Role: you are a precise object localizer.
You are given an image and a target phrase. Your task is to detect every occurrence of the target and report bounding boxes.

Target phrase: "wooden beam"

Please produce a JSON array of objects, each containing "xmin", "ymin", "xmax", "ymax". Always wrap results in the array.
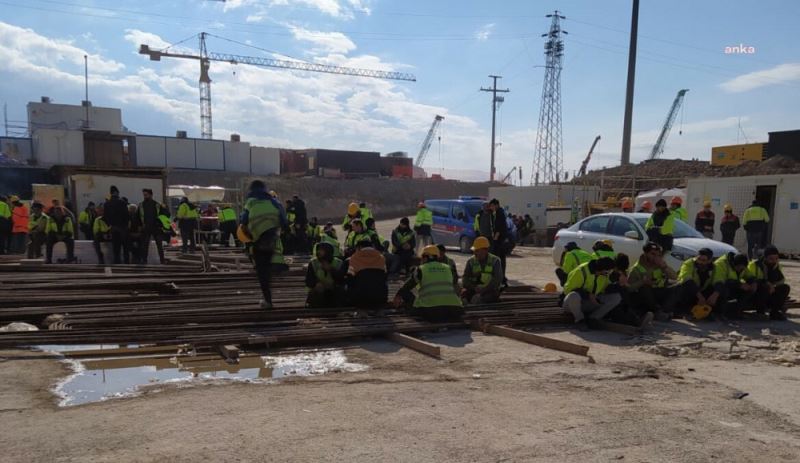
[
  {"xmin": 386, "ymin": 332, "xmax": 441, "ymax": 358},
  {"xmin": 483, "ymin": 324, "xmax": 589, "ymax": 357},
  {"xmin": 594, "ymin": 320, "xmax": 641, "ymax": 336},
  {"xmin": 62, "ymin": 344, "xmax": 184, "ymax": 358},
  {"xmin": 217, "ymin": 344, "xmax": 240, "ymax": 362}
]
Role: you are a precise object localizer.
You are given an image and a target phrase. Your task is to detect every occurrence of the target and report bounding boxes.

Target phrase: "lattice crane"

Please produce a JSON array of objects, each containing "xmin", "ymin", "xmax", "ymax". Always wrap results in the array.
[
  {"xmin": 139, "ymin": 32, "xmax": 417, "ymax": 139},
  {"xmin": 415, "ymin": 115, "xmax": 444, "ymax": 167},
  {"xmin": 577, "ymin": 135, "xmax": 601, "ymax": 177},
  {"xmin": 648, "ymin": 89, "xmax": 689, "ymax": 160},
  {"xmin": 500, "ymin": 166, "xmax": 518, "ymax": 184}
]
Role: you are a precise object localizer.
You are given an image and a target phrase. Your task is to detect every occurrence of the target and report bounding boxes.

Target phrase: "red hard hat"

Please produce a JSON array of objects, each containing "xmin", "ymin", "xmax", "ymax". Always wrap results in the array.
[
  {"xmin": 642, "ymin": 200, "xmax": 653, "ymax": 208},
  {"xmin": 671, "ymin": 196, "xmax": 683, "ymax": 205}
]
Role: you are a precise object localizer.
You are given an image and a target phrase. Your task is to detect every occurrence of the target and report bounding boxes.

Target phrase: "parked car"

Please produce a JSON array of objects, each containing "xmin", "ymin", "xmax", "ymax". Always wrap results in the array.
[
  {"xmin": 425, "ymin": 197, "xmax": 484, "ymax": 253},
  {"xmin": 552, "ymin": 213, "xmax": 737, "ymax": 271}
]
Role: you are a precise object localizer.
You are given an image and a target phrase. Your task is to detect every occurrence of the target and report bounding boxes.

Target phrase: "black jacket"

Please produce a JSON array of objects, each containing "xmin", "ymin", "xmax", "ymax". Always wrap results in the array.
[
  {"xmin": 104, "ymin": 196, "xmax": 129, "ymax": 228},
  {"xmin": 491, "ymin": 208, "xmax": 509, "ymax": 241},
  {"xmin": 139, "ymin": 198, "xmax": 160, "ymax": 228}
]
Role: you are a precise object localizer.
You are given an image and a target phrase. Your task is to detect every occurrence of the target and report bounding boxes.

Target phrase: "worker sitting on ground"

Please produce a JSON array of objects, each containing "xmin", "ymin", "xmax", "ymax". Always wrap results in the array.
[
  {"xmin": 561, "ymin": 257, "xmax": 621, "ymax": 330},
  {"xmin": 313, "ymin": 222, "xmax": 342, "ymax": 259},
  {"xmin": 305, "ymin": 241, "xmax": 346, "ymax": 308},
  {"xmin": 669, "ymin": 196, "xmax": 688, "ymax": 222},
  {"xmin": 437, "ymin": 244, "xmax": 458, "ymax": 286},
  {"xmin": 627, "ymin": 242, "xmax": 677, "ymax": 321},
  {"xmin": 342, "ymin": 202, "xmax": 362, "ymax": 232},
  {"xmin": 591, "ymin": 239, "xmax": 616, "ymax": 260},
  {"xmin": 393, "ymin": 245, "xmax": 463, "ymax": 323},
  {"xmin": 344, "ymin": 219, "xmax": 372, "ymax": 258},
  {"xmin": 45, "ymin": 206, "xmax": 76, "ymax": 264},
  {"xmin": 365, "ymin": 218, "xmax": 387, "ymax": 251},
  {"xmin": 460, "ymin": 236, "xmax": 503, "ymax": 304},
  {"xmin": 556, "ymin": 241, "xmax": 592, "ymax": 286},
  {"xmin": 92, "ymin": 207, "xmax": 112, "ymax": 264},
  {"xmin": 414, "ymin": 201, "xmax": 433, "ymax": 252},
  {"xmin": 645, "ymin": 199, "xmax": 676, "ymax": 252},
  {"xmin": 345, "ymin": 239, "xmax": 388, "ymax": 309},
  {"xmin": 217, "ymin": 203, "xmax": 238, "ymax": 247},
  {"xmin": 307, "ymin": 217, "xmax": 321, "ymax": 247},
  {"xmin": 359, "ymin": 202, "xmax": 373, "ymax": 222},
  {"xmin": 77, "ymin": 202, "xmax": 97, "ymax": 241},
  {"xmin": 27, "ymin": 202, "xmax": 47, "ymax": 259},
  {"xmin": 748, "ymin": 245, "xmax": 791, "ymax": 321},
  {"xmin": 390, "ymin": 217, "xmax": 416, "ymax": 275},
  {"xmin": 637, "ymin": 200, "xmax": 653, "ymax": 213},
  {"xmin": 712, "ymin": 252, "xmax": 756, "ymax": 319},
  {"xmin": 675, "ymin": 248, "xmax": 720, "ymax": 318},
  {"xmin": 695, "ymin": 200, "xmax": 716, "ymax": 239}
]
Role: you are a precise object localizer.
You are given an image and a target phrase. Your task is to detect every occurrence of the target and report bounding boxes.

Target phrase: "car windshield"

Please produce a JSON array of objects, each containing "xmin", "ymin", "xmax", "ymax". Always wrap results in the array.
[
  {"xmin": 464, "ymin": 202, "xmax": 483, "ymax": 218},
  {"xmin": 634, "ymin": 217, "xmax": 703, "ymax": 239}
]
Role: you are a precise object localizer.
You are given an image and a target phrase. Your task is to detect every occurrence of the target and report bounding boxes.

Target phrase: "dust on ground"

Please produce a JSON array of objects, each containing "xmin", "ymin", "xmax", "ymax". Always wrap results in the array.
[{"xmin": 1, "ymin": 220, "xmax": 799, "ymax": 462}]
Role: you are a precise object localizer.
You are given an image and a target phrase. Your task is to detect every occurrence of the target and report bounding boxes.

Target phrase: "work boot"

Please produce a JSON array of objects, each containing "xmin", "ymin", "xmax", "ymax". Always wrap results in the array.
[
  {"xmin": 770, "ymin": 310, "xmax": 787, "ymax": 321},
  {"xmin": 639, "ymin": 311, "xmax": 655, "ymax": 328},
  {"xmin": 574, "ymin": 319, "xmax": 590, "ymax": 332},
  {"xmin": 655, "ymin": 310, "xmax": 673, "ymax": 322},
  {"xmin": 259, "ymin": 299, "xmax": 273, "ymax": 310}
]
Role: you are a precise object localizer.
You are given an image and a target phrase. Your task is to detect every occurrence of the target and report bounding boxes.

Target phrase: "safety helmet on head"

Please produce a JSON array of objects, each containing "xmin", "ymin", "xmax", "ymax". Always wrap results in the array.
[
  {"xmin": 703, "ymin": 200, "xmax": 712, "ymax": 207},
  {"xmin": 269, "ymin": 190, "xmax": 278, "ymax": 199},
  {"xmin": 723, "ymin": 204, "xmax": 733, "ymax": 212},
  {"xmin": 9, "ymin": 195, "xmax": 19, "ymax": 203},
  {"xmin": 621, "ymin": 199, "xmax": 634, "ymax": 209},
  {"xmin": 671, "ymin": 196, "xmax": 683, "ymax": 205},
  {"xmin": 421, "ymin": 245, "xmax": 440, "ymax": 258},
  {"xmin": 642, "ymin": 200, "xmax": 653, "ymax": 209},
  {"xmin": 471, "ymin": 236, "xmax": 490, "ymax": 251},
  {"xmin": 691, "ymin": 304, "xmax": 712, "ymax": 321},
  {"xmin": 347, "ymin": 202, "xmax": 359, "ymax": 215}
]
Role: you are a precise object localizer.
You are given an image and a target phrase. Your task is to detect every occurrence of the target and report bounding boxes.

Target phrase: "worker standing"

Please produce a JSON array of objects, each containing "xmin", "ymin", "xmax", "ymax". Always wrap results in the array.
[
  {"xmin": 473, "ymin": 202, "xmax": 493, "ymax": 239},
  {"xmin": 10, "ymin": 196, "xmax": 29, "ymax": 255},
  {"xmin": 393, "ymin": 245, "xmax": 463, "ymax": 322},
  {"xmin": 694, "ymin": 201, "xmax": 716, "ymax": 239},
  {"xmin": 139, "ymin": 189, "xmax": 166, "ymax": 264},
  {"xmin": 27, "ymin": 202, "xmax": 47, "ymax": 259},
  {"xmin": 645, "ymin": 199, "xmax": 676, "ymax": 252},
  {"xmin": 488, "ymin": 198, "xmax": 509, "ymax": 285},
  {"xmin": 669, "ymin": 197, "xmax": 688, "ymax": 222},
  {"xmin": 176, "ymin": 196, "xmax": 200, "ymax": 254},
  {"xmin": 461, "ymin": 236, "xmax": 503, "ymax": 304},
  {"xmin": 0, "ymin": 195, "xmax": 11, "ymax": 254},
  {"xmin": 742, "ymin": 200, "xmax": 770, "ymax": 258},
  {"xmin": 217, "ymin": 203, "xmax": 238, "ymax": 247},
  {"xmin": 103, "ymin": 186, "xmax": 130, "ymax": 264},
  {"xmin": 719, "ymin": 204, "xmax": 740, "ymax": 246},
  {"xmin": 561, "ymin": 257, "xmax": 621, "ymax": 330},
  {"xmin": 45, "ymin": 206, "xmax": 76, "ymax": 264},
  {"xmin": 77, "ymin": 202, "xmax": 97, "ymax": 241},
  {"xmin": 414, "ymin": 201, "xmax": 433, "ymax": 251},
  {"xmin": 240, "ymin": 180, "xmax": 287, "ymax": 309},
  {"xmin": 390, "ymin": 217, "xmax": 416, "ymax": 275}
]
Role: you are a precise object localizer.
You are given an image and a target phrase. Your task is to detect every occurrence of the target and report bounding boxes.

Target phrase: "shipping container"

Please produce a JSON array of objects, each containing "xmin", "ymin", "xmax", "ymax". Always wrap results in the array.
[
  {"xmin": 768, "ymin": 129, "xmax": 800, "ymax": 160},
  {"xmin": 686, "ymin": 174, "xmax": 800, "ymax": 254},
  {"xmin": 306, "ymin": 149, "xmax": 380, "ymax": 176},
  {"xmin": 51, "ymin": 166, "xmax": 167, "ymax": 213},
  {"xmin": 0, "ymin": 167, "xmax": 53, "ymax": 199},
  {"xmin": 489, "ymin": 184, "xmax": 601, "ymax": 232},
  {"xmin": 710, "ymin": 142, "xmax": 766, "ymax": 166},
  {"xmin": 280, "ymin": 150, "xmax": 308, "ymax": 175}
]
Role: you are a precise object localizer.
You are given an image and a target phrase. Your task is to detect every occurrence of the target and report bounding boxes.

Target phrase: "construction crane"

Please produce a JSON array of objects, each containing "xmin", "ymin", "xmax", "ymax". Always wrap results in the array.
[
  {"xmin": 415, "ymin": 115, "xmax": 444, "ymax": 167},
  {"xmin": 577, "ymin": 135, "xmax": 601, "ymax": 177},
  {"xmin": 648, "ymin": 89, "xmax": 689, "ymax": 160},
  {"xmin": 500, "ymin": 166, "xmax": 517, "ymax": 184},
  {"xmin": 139, "ymin": 32, "xmax": 417, "ymax": 139}
]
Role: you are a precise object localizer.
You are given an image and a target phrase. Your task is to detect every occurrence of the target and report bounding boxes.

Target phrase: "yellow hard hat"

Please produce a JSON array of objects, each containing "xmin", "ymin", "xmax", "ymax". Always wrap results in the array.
[
  {"xmin": 9, "ymin": 195, "xmax": 19, "ymax": 203},
  {"xmin": 543, "ymin": 282, "xmax": 558, "ymax": 293},
  {"xmin": 236, "ymin": 225, "xmax": 252, "ymax": 244},
  {"xmin": 691, "ymin": 304, "xmax": 712, "ymax": 321},
  {"xmin": 421, "ymin": 245, "xmax": 440, "ymax": 258},
  {"xmin": 347, "ymin": 202, "xmax": 359, "ymax": 215},
  {"xmin": 269, "ymin": 190, "xmax": 278, "ymax": 198},
  {"xmin": 703, "ymin": 200, "xmax": 712, "ymax": 207},
  {"xmin": 471, "ymin": 236, "xmax": 490, "ymax": 251},
  {"xmin": 602, "ymin": 239, "xmax": 614, "ymax": 247},
  {"xmin": 724, "ymin": 204, "xmax": 733, "ymax": 212}
]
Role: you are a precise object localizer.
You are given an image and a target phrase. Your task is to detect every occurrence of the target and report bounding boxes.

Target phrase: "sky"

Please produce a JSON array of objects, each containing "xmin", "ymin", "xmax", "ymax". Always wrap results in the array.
[{"xmin": 0, "ymin": 0, "xmax": 799, "ymax": 182}]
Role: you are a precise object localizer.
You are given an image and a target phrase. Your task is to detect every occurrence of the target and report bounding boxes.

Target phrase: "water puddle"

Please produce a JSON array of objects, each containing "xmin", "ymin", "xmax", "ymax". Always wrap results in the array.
[{"xmin": 39, "ymin": 345, "xmax": 367, "ymax": 406}]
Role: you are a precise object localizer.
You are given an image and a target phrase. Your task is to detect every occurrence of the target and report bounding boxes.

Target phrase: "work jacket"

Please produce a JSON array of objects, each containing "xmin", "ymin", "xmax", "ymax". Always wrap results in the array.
[
  {"xmin": 591, "ymin": 249, "xmax": 617, "ymax": 260},
  {"xmin": 695, "ymin": 210, "xmax": 715, "ymax": 233},
  {"xmin": 28, "ymin": 212, "xmax": 48, "ymax": 234},
  {"xmin": 359, "ymin": 207, "xmax": 373, "ymax": 221},
  {"xmin": 678, "ymin": 258, "xmax": 713, "ymax": 291},
  {"xmin": 345, "ymin": 231, "xmax": 372, "ymax": 251},
  {"xmin": 563, "ymin": 262, "xmax": 611, "ymax": 296},
  {"xmin": 747, "ymin": 258, "xmax": 785, "ymax": 286},
  {"xmin": 711, "ymin": 253, "xmax": 749, "ymax": 288},
  {"xmin": 671, "ymin": 206, "xmax": 688, "ymax": 222},
  {"xmin": 628, "ymin": 259, "xmax": 675, "ymax": 291},
  {"xmin": 307, "ymin": 257, "xmax": 344, "ymax": 291},
  {"xmin": 218, "ymin": 207, "xmax": 237, "ymax": 224},
  {"xmin": 313, "ymin": 233, "xmax": 342, "ymax": 258},
  {"xmin": 93, "ymin": 216, "xmax": 111, "ymax": 237},
  {"xmin": 342, "ymin": 212, "xmax": 361, "ymax": 229},
  {"xmin": 463, "ymin": 253, "xmax": 502, "ymax": 290},
  {"xmin": 45, "ymin": 216, "xmax": 74, "ymax": 237},
  {"xmin": 78, "ymin": 209, "xmax": 96, "ymax": 227},
  {"xmin": 242, "ymin": 197, "xmax": 283, "ymax": 241},
  {"xmin": 645, "ymin": 210, "xmax": 676, "ymax": 235},
  {"xmin": 742, "ymin": 206, "xmax": 769, "ymax": 232},
  {"xmin": 561, "ymin": 248, "xmax": 592, "ymax": 274},
  {"xmin": 176, "ymin": 203, "xmax": 200, "ymax": 221},
  {"xmin": 391, "ymin": 227, "xmax": 416, "ymax": 253},
  {"xmin": 12, "ymin": 205, "xmax": 29, "ymax": 234},
  {"xmin": 138, "ymin": 198, "xmax": 161, "ymax": 228},
  {"xmin": 414, "ymin": 208, "xmax": 433, "ymax": 227},
  {"xmin": 307, "ymin": 224, "xmax": 321, "ymax": 243},
  {"xmin": 720, "ymin": 214, "xmax": 740, "ymax": 237},
  {"xmin": 413, "ymin": 261, "xmax": 462, "ymax": 308},
  {"xmin": 473, "ymin": 210, "xmax": 494, "ymax": 237},
  {"xmin": 0, "ymin": 201, "xmax": 10, "ymax": 220}
]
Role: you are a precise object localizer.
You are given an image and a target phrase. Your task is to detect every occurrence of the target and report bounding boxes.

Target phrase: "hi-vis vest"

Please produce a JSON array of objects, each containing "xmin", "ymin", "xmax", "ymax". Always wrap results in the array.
[
  {"xmin": 415, "ymin": 208, "xmax": 433, "ymax": 227},
  {"xmin": 414, "ymin": 261, "xmax": 462, "ymax": 308},
  {"xmin": 310, "ymin": 258, "xmax": 343, "ymax": 291},
  {"xmin": 469, "ymin": 253, "xmax": 500, "ymax": 286},
  {"xmin": 314, "ymin": 234, "xmax": 342, "ymax": 258},
  {"xmin": 392, "ymin": 229, "xmax": 414, "ymax": 253},
  {"xmin": 45, "ymin": 216, "xmax": 74, "ymax": 237},
  {"xmin": 562, "ymin": 249, "xmax": 592, "ymax": 274},
  {"xmin": 158, "ymin": 214, "xmax": 172, "ymax": 233},
  {"xmin": 630, "ymin": 261, "xmax": 667, "ymax": 288},
  {"xmin": 177, "ymin": 203, "xmax": 200, "ymax": 220},
  {"xmin": 218, "ymin": 208, "xmax": 237, "ymax": 223},
  {"xmin": 29, "ymin": 213, "xmax": 48, "ymax": 234},
  {"xmin": 244, "ymin": 198, "xmax": 281, "ymax": 241},
  {"xmin": 93, "ymin": 216, "xmax": 111, "ymax": 236},
  {"xmin": 345, "ymin": 231, "xmax": 371, "ymax": 249},
  {"xmin": 564, "ymin": 262, "xmax": 611, "ymax": 296}
]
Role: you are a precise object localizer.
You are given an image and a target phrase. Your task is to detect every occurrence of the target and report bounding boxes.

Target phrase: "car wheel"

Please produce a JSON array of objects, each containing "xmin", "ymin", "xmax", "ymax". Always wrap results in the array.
[{"xmin": 459, "ymin": 236, "xmax": 472, "ymax": 254}]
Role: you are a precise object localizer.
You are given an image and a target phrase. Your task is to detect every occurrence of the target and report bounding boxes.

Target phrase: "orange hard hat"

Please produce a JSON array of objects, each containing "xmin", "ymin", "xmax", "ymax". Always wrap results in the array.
[
  {"xmin": 642, "ymin": 200, "xmax": 653, "ymax": 209},
  {"xmin": 622, "ymin": 199, "xmax": 634, "ymax": 209},
  {"xmin": 543, "ymin": 282, "xmax": 558, "ymax": 293},
  {"xmin": 236, "ymin": 225, "xmax": 252, "ymax": 244},
  {"xmin": 671, "ymin": 196, "xmax": 683, "ymax": 205}
]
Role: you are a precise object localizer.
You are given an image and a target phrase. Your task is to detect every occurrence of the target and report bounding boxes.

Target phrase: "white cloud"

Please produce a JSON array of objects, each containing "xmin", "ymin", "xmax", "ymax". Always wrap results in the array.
[
  {"xmin": 123, "ymin": 29, "xmax": 170, "ymax": 50},
  {"xmin": 246, "ymin": 13, "xmax": 267, "ymax": 23},
  {"xmin": 224, "ymin": 0, "xmax": 370, "ymax": 19},
  {"xmin": 720, "ymin": 63, "xmax": 800, "ymax": 93},
  {"xmin": 475, "ymin": 23, "xmax": 495, "ymax": 41},
  {"xmin": 288, "ymin": 25, "xmax": 356, "ymax": 55}
]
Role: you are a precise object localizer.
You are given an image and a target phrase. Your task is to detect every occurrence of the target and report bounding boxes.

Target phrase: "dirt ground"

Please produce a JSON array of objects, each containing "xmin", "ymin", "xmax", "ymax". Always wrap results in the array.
[{"xmin": 1, "ymin": 222, "xmax": 800, "ymax": 462}]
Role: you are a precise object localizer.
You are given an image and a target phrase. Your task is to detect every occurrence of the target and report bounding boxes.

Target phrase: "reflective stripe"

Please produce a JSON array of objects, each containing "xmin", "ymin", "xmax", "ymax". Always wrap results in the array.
[
  {"xmin": 46, "ymin": 217, "xmax": 74, "ymax": 236},
  {"xmin": 471, "ymin": 254, "xmax": 499, "ymax": 285}
]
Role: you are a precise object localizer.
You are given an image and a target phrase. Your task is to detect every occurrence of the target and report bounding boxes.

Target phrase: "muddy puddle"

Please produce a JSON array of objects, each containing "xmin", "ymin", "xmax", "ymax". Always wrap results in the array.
[{"xmin": 39, "ymin": 345, "xmax": 367, "ymax": 406}]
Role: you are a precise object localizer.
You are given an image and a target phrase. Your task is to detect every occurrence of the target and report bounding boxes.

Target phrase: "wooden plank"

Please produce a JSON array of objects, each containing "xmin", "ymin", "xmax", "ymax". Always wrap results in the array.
[
  {"xmin": 386, "ymin": 332, "xmax": 441, "ymax": 358},
  {"xmin": 62, "ymin": 344, "xmax": 184, "ymax": 358},
  {"xmin": 217, "ymin": 344, "xmax": 240, "ymax": 362},
  {"xmin": 483, "ymin": 324, "xmax": 590, "ymax": 357},
  {"xmin": 594, "ymin": 320, "xmax": 641, "ymax": 336}
]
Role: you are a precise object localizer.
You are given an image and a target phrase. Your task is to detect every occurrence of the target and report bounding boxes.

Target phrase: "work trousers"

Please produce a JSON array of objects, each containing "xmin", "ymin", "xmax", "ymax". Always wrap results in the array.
[
  {"xmin": 10, "ymin": 232, "xmax": 27, "ymax": 254},
  {"xmin": 46, "ymin": 234, "xmax": 75, "ymax": 263},
  {"xmin": 179, "ymin": 220, "xmax": 197, "ymax": 254},
  {"xmin": 27, "ymin": 232, "xmax": 45, "ymax": 258},
  {"xmin": 219, "ymin": 221, "xmax": 237, "ymax": 247},
  {"xmin": 390, "ymin": 250, "xmax": 415, "ymax": 274},
  {"xmin": 110, "ymin": 226, "xmax": 130, "ymax": 264},
  {"xmin": 675, "ymin": 280, "xmax": 716, "ymax": 315},
  {"xmin": 629, "ymin": 286, "xmax": 676, "ymax": 315},
  {"xmin": 93, "ymin": 239, "xmax": 109, "ymax": 264},
  {"xmin": 754, "ymin": 282, "xmax": 790, "ymax": 315},
  {"xmin": 306, "ymin": 286, "xmax": 345, "ymax": 308},
  {"xmin": 396, "ymin": 288, "xmax": 464, "ymax": 322},
  {"xmin": 461, "ymin": 287, "xmax": 501, "ymax": 304},
  {"xmin": 716, "ymin": 281, "xmax": 757, "ymax": 316},
  {"xmin": 721, "ymin": 232, "xmax": 736, "ymax": 246},
  {"xmin": 79, "ymin": 224, "xmax": 94, "ymax": 241},
  {"xmin": 140, "ymin": 226, "xmax": 165, "ymax": 264},
  {"xmin": 252, "ymin": 233, "xmax": 276, "ymax": 304},
  {"xmin": 491, "ymin": 240, "xmax": 508, "ymax": 284},
  {"xmin": 0, "ymin": 217, "xmax": 10, "ymax": 254},
  {"xmin": 562, "ymin": 292, "xmax": 622, "ymax": 323},
  {"xmin": 415, "ymin": 233, "xmax": 433, "ymax": 253},
  {"xmin": 746, "ymin": 230, "xmax": 765, "ymax": 259}
]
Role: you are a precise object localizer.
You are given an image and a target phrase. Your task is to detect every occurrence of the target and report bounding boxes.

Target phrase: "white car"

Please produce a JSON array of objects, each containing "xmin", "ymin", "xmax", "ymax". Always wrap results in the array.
[{"xmin": 552, "ymin": 213, "xmax": 738, "ymax": 271}]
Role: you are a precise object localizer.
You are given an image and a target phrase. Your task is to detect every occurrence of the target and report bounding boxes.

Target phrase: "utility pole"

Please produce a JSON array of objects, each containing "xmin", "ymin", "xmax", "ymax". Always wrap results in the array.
[
  {"xmin": 481, "ymin": 75, "xmax": 509, "ymax": 182},
  {"xmin": 83, "ymin": 55, "xmax": 90, "ymax": 129},
  {"xmin": 620, "ymin": 0, "xmax": 640, "ymax": 165}
]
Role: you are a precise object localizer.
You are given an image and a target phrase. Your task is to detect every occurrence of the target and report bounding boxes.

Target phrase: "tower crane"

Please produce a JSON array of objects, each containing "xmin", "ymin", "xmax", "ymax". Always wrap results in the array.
[
  {"xmin": 139, "ymin": 32, "xmax": 416, "ymax": 139},
  {"xmin": 648, "ymin": 89, "xmax": 689, "ymax": 160},
  {"xmin": 577, "ymin": 135, "xmax": 601, "ymax": 177},
  {"xmin": 415, "ymin": 115, "xmax": 444, "ymax": 167}
]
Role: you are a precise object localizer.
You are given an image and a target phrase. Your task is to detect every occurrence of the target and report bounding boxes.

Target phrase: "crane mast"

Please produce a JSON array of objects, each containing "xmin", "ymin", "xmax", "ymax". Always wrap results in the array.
[
  {"xmin": 648, "ymin": 89, "xmax": 689, "ymax": 160},
  {"xmin": 139, "ymin": 32, "xmax": 416, "ymax": 139},
  {"xmin": 415, "ymin": 115, "xmax": 444, "ymax": 168}
]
